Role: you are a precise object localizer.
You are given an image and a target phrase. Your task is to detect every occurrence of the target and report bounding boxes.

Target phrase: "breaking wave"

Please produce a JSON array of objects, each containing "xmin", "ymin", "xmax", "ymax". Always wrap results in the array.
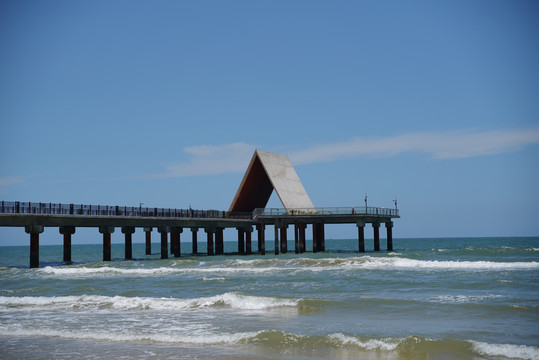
[{"xmin": 0, "ymin": 293, "xmax": 315, "ymax": 312}]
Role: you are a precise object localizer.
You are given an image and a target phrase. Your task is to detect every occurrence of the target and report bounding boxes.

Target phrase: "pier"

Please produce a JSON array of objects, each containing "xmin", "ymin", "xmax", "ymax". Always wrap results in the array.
[{"xmin": 0, "ymin": 151, "xmax": 399, "ymax": 267}]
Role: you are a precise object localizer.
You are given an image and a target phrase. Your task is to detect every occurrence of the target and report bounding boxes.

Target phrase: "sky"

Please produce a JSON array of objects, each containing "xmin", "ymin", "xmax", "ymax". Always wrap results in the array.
[{"xmin": 1, "ymin": 0, "xmax": 538, "ymax": 246}]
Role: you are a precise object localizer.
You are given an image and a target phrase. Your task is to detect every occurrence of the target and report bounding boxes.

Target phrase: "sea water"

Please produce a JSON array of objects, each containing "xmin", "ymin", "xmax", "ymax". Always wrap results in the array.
[{"xmin": 0, "ymin": 237, "xmax": 538, "ymax": 359}]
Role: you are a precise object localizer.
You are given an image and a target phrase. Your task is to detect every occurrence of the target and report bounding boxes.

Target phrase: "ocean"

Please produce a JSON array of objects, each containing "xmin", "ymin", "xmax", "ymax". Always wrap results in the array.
[{"xmin": 0, "ymin": 237, "xmax": 538, "ymax": 359}]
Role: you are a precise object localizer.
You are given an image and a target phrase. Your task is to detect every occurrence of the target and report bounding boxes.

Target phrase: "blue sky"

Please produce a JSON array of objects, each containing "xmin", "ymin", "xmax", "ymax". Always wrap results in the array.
[{"xmin": 1, "ymin": 0, "xmax": 538, "ymax": 245}]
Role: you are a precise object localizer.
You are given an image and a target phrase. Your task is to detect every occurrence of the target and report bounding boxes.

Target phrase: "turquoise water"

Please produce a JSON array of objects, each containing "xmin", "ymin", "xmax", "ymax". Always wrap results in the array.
[{"xmin": 1, "ymin": 237, "xmax": 538, "ymax": 359}]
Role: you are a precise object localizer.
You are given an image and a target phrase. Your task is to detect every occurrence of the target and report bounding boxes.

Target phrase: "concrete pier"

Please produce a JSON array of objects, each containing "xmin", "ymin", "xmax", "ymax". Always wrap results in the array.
[
  {"xmin": 171, "ymin": 227, "xmax": 182, "ymax": 258},
  {"xmin": 25, "ymin": 225, "xmax": 44, "ymax": 268},
  {"xmin": 373, "ymin": 223, "xmax": 380, "ymax": 252},
  {"xmin": 386, "ymin": 221, "xmax": 393, "ymax": 251},
  {"xmin": 274, "ymin": 222, "xmax": 279, "ymax": 255},
  {"xmin": 215, "ymin": 228, "xmax": 224, "ymax": 255},
  {"xmin": 158, "ymin": 227, "xmax": 169, "ymax": 259},
  {"xmin": 99, "ymin": 226, "xmax": 114, "ymax": 261},
  {"xmin": 280, "ymin": 222, "xmax": 288, "ymax": 254},
  {"xmin": 144, "ymin": 227, "xmax": 152, "ymax": 255},
  {"xmin": 257, "ymin": 223, "xmax": 265, "ymax": 255},
  {"xmin": 191, "ymin": 228, "xmax": 198, "ymax": 254},
  {"xmin": 357, "ymin": 222, "xmax": 365, "ymax": 252},
  {"xmin": 60, "ymin": 226, "xmax": 75, "ymax": 263},
  {"xmin": 298, "ymin": 222, "xmax": 306, "ymax": 253},
  {"xmin": 205, "ymin": 228, "xmax": 214, "ymax": 256},
  {"xmin": 121, "ymin": 227, "xmax": 135, "ymax": 260},
  {"xmin": 237, "ymin": 228, "xmax": 245, "ymax": 254},
  {"xmin": 245, "ymin": 228, "xmax": 252, "ymax": 254},
  {"xmin": 1, "ymin": 202, "xmax": 399, "ymax": 267}
]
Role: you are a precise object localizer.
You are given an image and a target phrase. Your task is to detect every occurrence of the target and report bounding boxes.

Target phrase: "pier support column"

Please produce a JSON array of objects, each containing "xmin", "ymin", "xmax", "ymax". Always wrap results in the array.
[
  {"xmin": 59, "ymin": 226, "xmax": 75, "ymax": 263},
  {"xmin": 25, "ymin": 225, "xmax": 44, "ymax": 268},
  {"xmin": 144, "ymin": 227, "xmax": 152, "ymax": 255},
  {"xmin": 246, "ymin": 227, "xmax": 252, "ymax": 255},
  {"xmin": 121, "ymin": 227, "xmax": 135, "ymax": 260},
  {"xmin": 158, "ymin": 227, "xmax": 170, "ymax": 259},
  {"xmin": 299, "ymin": 222, "xmax": 306, "ymax": 253},
  {"xmin": 357, "ymin": 222, "xmax": 365, "ymax": 253},
  {"xmin": 99, "ymin": 226, "xmax": 115, "ymax": 262},
  {"xmin": 256, "ymin": 223, "xmax": 265, "ymax": 255},
  {"xmin": 237, "ymin": 228, "xmax": 245, "ymax": 254},
  {"xmin": 319, "ymin": 221, "xmax": 325, "ymax": 252},
  {"xmin": 280, "ymin": 222, "xmax": 288, "ymax": 254},
  {"xmin": 171, "ymin": 227, "xmax": 183, "ymax": 258},
  {"xmin": 294, "ymin": 222, "xmax": 300, "ymax": 254},
  {"xmin": 312, "ymin": 223, "xmax": 318, "ymax": 253},
  {"xmin": 215, "ymin": 228, "xmax": 224, "ymax": 255},
  {"xmin": 191, "ymin": 228, "xmax": 198, "ymax": 255},
  {"xmin": 274, "ymin": 222, "xmax": 279, "ymax": 255},
  {"xmin": 373, "ymin": 223, "xmax": 380, "ymax": 251},
  {"xmin": 205, "ymin": 228, "xmax": 214, "ymax": 256},
  {"xmin": 386, "ymin": 221, "xmax": 393, "ymax": 251}
]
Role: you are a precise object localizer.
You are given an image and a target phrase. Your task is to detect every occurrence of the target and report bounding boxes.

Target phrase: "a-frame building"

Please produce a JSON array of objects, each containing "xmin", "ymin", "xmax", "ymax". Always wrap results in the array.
[{"xmin": 229, "ymin": 150, "xmax": 315, "ymax": 213}]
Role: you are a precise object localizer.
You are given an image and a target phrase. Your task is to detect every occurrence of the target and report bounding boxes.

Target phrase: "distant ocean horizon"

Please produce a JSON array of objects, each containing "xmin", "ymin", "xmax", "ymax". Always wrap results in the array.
[{"xmin": 1, "ymin": 236, "xmax": 538, "ymax": 359}]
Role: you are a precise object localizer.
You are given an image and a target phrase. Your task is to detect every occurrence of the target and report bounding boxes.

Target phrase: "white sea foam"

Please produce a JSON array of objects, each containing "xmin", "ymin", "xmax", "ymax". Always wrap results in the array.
[
  {"xmin": 0, "ymin": 326, "xmax": 258, "ymax": 345},
  {"xmin": 0, "ymin": 293, "xmax": 300, "ymax": 312},
  {"xmin": 35, "ymin": 256, "xmax": 539, "ymax": 279},
  {"xmin": 472, "ymin": 341, "xmax": 539, "ymax": 360},
  {"xmin": 427, "ymin": 294, "xmax": 505, "ymax": 304},
  {"xmin": 329, "ymin": 333, "xmax": 400, "ymax": 351}
]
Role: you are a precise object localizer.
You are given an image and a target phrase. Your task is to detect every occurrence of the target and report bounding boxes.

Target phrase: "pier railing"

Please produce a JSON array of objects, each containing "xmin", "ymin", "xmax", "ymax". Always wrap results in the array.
[
  {"xmin": 0, "ymin": 201, "xmax": 252, "ymax": 220},
  {"xmin": 253, "ymin": 206, "xmax": 399, "ymax": 218}
]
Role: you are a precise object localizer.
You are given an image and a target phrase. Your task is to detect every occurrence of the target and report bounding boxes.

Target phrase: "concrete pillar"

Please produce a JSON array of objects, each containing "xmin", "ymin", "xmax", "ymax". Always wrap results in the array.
[
  {"xmin": 191, "ymin": 228, "xmax": 198, "ymax": 255},
  {"xmin": 237, "ymin": 228, "xmax": 245, "ymax": 254},
  {"xmin": 299, "ymin": 222, "xmax": 306, "ymax": 253},
  {"xmin": 158, "ymin": 226, "xmax": 169, "ymax": 259},
  {"xmin": 25, "ymin": 225, "xmax": 44, "ymax": 268},
  {"xmin": 171, "ymin": 227, "xmax": 183, "ymax": 258},
  {"xmin": 245, "ymin": 227, "xmax": 252, "ymax": 255},
  {"xmin": 144, "ymin": 227, "xmax": 152, "ymax": 255},
  {"xmin": 373, "ymin": 223, "xmax": 380, "ymax": 251},
  {"xmin": 319, "ymin": 222, "xmax": 325, "ymax": 251},
  {"xmin": 256, "ymin": 223, "xmax": 265, "ymax": 255},
  {"xmin": 215, "ymin": 228, "xmax": 224, "ymax": 255},
  {"xmin": 59, "ymin": 226, "xmax": 75, "ymax": 263},
  {"xmin": 312, "ymin": 223, "xmax": 319, "ymax": 253},
  {"xmin": 386, "ymin": 221, "xmax": 393, "ymax": 251},
  {"xmin": 121, "ymin": 227, "xmax": 135, "ymax": 260},
  {"xmin": 205, "ymin": 228, "xmax": 214, "ymax": 256},
  {"xmin": 99, "ymin": 226, "xmax": 115, "ymax": 262},
  {"xmin": 280, "ymin": 222, "xmax": 288, "ymax": 254},
  {"xmin": 294, "ymin": 222, "xmax": 299, "ymax": 254},
  {"xmin": 274, "ymin": 222, "xmax": 279, "ymax": 255},
  {"xmin": 357, "ymin": 222, "xmax": 365, "ymax": 252}
]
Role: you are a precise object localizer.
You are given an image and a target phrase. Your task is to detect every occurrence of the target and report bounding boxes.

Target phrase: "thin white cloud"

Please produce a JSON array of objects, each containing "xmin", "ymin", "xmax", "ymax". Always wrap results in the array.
[
  {"xmin": 0, "ymin": 176, "xmax": 25, "ymax": 187},
  {"xmin": 289, "ymin": 129, "xmax": 539, "ymax": 165},
  {"xmin": 152, "ymin": 128, "xmax": 539, "ymax": 178},
  {"xmin": 154, "ymin": 142, "xmax": 257, "ymax": 178}
]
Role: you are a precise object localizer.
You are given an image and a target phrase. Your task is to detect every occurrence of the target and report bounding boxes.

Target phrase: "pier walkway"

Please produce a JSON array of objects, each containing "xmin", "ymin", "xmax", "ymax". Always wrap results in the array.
[{"xmin": 0, "ymin": 201, "xmax": 399, "ymax": 267}]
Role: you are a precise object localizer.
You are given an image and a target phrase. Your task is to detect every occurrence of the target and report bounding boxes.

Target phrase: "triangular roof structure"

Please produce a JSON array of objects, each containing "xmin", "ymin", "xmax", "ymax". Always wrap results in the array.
[{"xmin": 229, "ymin": 150, "xmax": 315, "ymax": 212}]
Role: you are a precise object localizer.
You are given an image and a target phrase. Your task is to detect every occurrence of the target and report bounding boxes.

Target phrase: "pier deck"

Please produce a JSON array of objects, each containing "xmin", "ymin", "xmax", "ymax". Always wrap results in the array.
[{"xmin": 0, "ymin": 201, "xmax": 399, "ymax": 267}]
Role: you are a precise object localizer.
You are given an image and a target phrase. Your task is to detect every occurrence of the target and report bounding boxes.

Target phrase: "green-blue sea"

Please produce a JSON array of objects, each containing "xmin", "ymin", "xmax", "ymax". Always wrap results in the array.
[{"xmin": 1, "ymin": 237, "xmax": 538, "ymax": 359}]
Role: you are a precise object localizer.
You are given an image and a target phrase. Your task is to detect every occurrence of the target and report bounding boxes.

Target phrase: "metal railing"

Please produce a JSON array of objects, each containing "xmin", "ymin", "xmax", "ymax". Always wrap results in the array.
[
  {"xmin": 0, "ymin": 201, "xmax": 252, "ymax": 220},
  {"xmin": 253, "ymin": 206, "xmax": 399, "ymax": 217}
]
